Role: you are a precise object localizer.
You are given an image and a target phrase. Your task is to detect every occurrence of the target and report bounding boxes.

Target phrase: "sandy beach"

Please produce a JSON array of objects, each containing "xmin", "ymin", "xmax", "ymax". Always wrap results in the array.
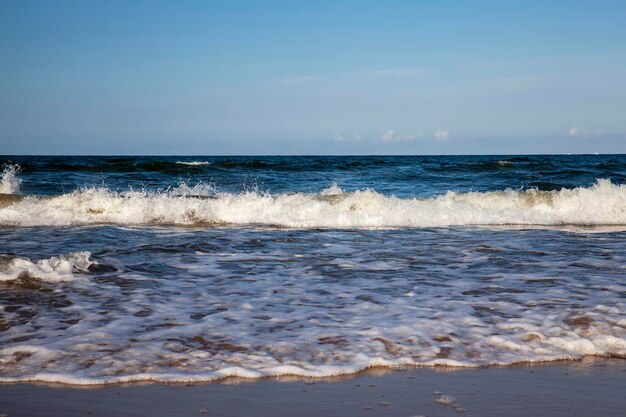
[{"xmin": 1, "ymin": 358, "xmax": 624, "ymax": 417}]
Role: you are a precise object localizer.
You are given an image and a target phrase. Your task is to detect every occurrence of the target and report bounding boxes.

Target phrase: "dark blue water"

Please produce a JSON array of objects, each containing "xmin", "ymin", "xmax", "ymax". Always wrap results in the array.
[{"xmin": 3, "ymin": 154, "xmax": 625, "ymax": 197}]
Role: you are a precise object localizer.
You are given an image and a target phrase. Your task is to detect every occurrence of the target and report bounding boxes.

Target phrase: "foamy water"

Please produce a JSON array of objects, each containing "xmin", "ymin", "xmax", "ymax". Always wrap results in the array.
[
  {"xmin": 0, "ymin": 180, "xmax": 625, "ymax": 228},
  {"xmin": 0, "ymin": 227, "xmax": 624, "ymax": 385},
  {"xmin": 0, "ymin": 251, "xmax": 92, "ymax": 282},
  {"xmin": 0, "ymin": 155, "xmax": 624, "ymax": 385}
]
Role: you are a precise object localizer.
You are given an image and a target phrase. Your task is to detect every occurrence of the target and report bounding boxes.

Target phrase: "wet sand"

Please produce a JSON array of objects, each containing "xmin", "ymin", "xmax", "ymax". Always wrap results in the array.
[{"xmin": 0, "ymin": 358, "xmax": 624, "ymax": 417}]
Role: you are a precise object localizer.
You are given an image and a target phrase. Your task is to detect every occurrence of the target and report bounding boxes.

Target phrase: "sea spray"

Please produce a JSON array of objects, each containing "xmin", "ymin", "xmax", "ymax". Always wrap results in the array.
[{"xmin": 0, "ymin": 164, "xmax": 21, "ymax": 194}]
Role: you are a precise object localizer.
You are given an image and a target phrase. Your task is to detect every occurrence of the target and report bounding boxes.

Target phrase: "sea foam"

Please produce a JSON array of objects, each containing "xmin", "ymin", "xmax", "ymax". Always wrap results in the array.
[
  {"xmin": 0, "ymin": 228, "xmax": 624, "ymax": 386},
  {"xmin": 0, "ymin": 179, "xmax": 625, "ymax": 228},
  {"xmin": 0, "ymin": 252, "xmax": 93, "ymax": 282}
]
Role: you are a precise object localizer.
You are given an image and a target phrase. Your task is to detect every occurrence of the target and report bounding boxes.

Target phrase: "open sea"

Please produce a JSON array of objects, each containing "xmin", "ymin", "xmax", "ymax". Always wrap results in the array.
[{"xmin": 0, "ymin": 154, "xmax": 625, "ymax": 385}]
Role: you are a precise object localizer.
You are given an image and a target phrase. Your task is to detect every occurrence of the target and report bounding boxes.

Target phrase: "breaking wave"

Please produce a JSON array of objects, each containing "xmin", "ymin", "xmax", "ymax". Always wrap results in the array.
[{"xmin": 0, "ymin": 180, "xmax": 624, "ymax": 228}]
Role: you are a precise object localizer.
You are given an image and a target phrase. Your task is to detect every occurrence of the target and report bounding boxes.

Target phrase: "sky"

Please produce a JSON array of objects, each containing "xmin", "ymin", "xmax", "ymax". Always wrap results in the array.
[{"xmin": 1, "ymin": 0, "xmax": 625, "ymax": 155}]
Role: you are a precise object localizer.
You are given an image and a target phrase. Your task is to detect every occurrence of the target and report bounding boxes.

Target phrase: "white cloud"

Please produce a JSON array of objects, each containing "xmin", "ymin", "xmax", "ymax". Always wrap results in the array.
[
  {"xmin": 381, "ymin": 129, "xmax": 396, "ymax": 142},
  {"xmin": 567, "ymin": 127, "xmax": 613, "ymax": 137},
  {"xmin": 381, "ymin": 129, "xmax": 423, "ymax": 142},
  {"xmin": 334, "ymin": 132, "xmax": 361, "ymax": 142},
  {"xmin": 435, "ymin": 129, "xmax": 449, "ymax": 142}
]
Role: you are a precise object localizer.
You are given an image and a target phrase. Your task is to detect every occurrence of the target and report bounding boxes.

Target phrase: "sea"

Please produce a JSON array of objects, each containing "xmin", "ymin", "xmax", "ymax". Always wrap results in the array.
[{"xmin": 0, "ymin": 154, "xmax": 624, "ymax": 385}]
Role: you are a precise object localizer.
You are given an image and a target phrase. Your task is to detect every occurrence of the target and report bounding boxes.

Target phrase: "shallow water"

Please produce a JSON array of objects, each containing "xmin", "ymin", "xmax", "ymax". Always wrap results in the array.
[{"xmin": 0, "ymin": 155, "xmax": 624, "ymax": 384}]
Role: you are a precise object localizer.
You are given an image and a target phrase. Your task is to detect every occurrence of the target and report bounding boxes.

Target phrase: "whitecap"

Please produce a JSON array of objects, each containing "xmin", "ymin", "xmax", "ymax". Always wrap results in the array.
[{"xmin": 175, "ymin": 161, "xmax": 210, "ymax": 166}]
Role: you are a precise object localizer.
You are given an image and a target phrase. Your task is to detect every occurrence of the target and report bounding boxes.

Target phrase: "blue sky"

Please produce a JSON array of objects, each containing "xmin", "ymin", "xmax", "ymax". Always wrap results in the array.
[{"xmin": 1, "ymin": 0, "xmax": 625, "ymax": 154}]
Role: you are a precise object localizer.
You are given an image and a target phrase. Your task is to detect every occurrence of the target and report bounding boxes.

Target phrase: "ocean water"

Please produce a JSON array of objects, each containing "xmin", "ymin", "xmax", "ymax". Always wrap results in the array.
[{"xmin": 0, "ymin": 155, "xmax": 624, "ymax": 385}]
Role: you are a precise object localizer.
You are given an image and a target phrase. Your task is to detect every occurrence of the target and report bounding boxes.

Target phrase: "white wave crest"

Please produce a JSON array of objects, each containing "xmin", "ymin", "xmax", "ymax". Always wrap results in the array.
[
  {"xmin": 175, "ymin": 161, "xmax": 210, "ymax": 166},
  {"xmin": 0, "ymin": 164, "xmax": 22, "ymax": 194},
  {"xmin": 0, "ymin": 252, "xmax": 92, "ymax": 282},
  {"xmin": 320, "ymin": 182, "xmax": 343, "ymax": 196},
  {"xmin": 0, "ymin": 179, "xmax": 625, "ymax": 228}
]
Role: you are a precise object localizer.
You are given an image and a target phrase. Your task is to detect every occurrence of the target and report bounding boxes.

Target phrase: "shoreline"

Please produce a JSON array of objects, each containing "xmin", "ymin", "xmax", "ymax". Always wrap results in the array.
[
  {"xmin": 0, "ymin": 356, "xmax": 624, "ymax": 387},
  {"xmin": 1, "ymin": 357, "xmax": 624, "ymax": 417}
]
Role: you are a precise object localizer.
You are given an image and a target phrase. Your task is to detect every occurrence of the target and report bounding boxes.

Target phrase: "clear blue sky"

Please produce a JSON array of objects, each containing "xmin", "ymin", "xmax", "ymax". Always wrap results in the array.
[{"xmin": 1, "ymin": 0, "xmax": 625, "ymax": 154}]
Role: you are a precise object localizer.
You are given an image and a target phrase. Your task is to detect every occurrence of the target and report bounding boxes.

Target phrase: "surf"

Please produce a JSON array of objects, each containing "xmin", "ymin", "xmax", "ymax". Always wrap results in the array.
[{"xmin": 0, "ymin": 178, "xmax": 625, "ymax": 228}]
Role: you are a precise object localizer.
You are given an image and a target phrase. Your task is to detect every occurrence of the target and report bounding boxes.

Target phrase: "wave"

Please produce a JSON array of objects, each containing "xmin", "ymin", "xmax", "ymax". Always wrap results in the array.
[
  {"xmin": 0, "ymin": 165, "xmax": 21, "ymax": 194},
  {"xmin": 1, "ymin": 356, "xmax": 624, "ymax": 386},
  {"xmin": 175, "ymin": 161, "xmax": 211, "ymax": 166},
  {"xmin": 0, "ymin": 337, "xmax": 624, "ymax": 386},
  {"xmin": 0, "ymin": 180, "xmax": 625, "ymax": 228},
  {"xmin": 0, "ymin": 252, "xmax": 92, "ymax": 282}
]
